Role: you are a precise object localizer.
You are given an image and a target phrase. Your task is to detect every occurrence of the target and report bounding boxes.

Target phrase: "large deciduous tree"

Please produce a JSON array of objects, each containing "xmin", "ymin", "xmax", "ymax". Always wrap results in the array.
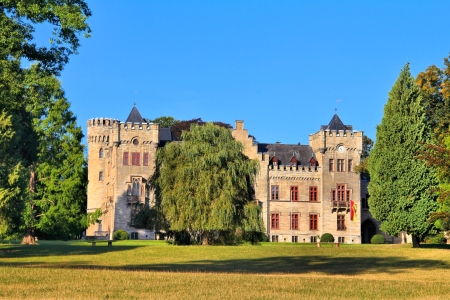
[
  {"xmin": 368, "ymin": 64, "xmax": 439, "ymax": 248},
  {"xmin": 153, "ymin": 123, "xmax": 262, "ymax": 245},
  {"xmin": 0, "ymin": 1, "xmax": 91, "ymax": 241},
  {"xmin": 415, "ymin": 54, "xmax": 450, "ymax": 234}
]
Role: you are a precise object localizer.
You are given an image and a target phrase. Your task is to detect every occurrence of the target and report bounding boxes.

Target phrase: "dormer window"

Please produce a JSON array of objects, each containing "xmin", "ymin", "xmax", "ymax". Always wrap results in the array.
[
  {"xmin": 309, "ymin": 157, "xmax": 317, "ymax": 167},
  {"xmin": 272, "ymin": 156, "xmax": 278, "ymax": 166},
  {"xmin": 290, "ymin": 156, "xmax": 297, "ymax": 167}
]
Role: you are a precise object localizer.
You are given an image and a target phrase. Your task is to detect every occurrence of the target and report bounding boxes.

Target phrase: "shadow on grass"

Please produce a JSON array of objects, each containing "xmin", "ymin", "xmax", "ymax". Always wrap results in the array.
[
  {"xmin": 0, "ymin": 253, "xmax": 447, "ymax": 275},
  {"xmin": 419, "ymin": 244, "xmax": 450, "ymax": 249},
  {"xmin": 0, "ymin": 243, "xmax": 142, "ymax": 258}
]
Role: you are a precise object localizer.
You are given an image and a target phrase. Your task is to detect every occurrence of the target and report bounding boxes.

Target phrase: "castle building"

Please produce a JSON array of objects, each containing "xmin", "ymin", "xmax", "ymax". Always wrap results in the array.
[
  {"xmin": 87, "ymin": 106, "xmax": 381, "ymax": 243},
  {"xmin": 86, "ymin": 106, "xmax": 174, "ymax": 239}
]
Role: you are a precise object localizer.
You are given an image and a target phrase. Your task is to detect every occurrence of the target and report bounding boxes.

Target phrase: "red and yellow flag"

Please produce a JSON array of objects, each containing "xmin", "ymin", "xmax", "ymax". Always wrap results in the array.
[{"xmin": 350, "ymin": 200, "xmax": 357, "ymax": 221}]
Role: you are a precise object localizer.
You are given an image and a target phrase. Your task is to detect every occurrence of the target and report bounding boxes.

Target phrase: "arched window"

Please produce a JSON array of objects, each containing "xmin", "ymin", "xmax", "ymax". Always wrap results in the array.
[
  {"xmin": 132, "ymin": 179, "xmax": 140, "ymax": 196},
  {"xmin": 127, "ymin": 185, "xmax": 132, "ymax": 196},
  {"xmin": 99, "ymin": 148, "xmax": 104, "ymax": 158}
]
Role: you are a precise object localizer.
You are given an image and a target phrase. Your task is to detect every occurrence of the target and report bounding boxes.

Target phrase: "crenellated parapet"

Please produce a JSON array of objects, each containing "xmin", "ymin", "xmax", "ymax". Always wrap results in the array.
[
  {"xmin": 268, "ymin": 164, "xmax": 320, "ymax": 172},
  {"xmin": 87, "ymin": 118, "xmax": 120, "ymax": 127}
]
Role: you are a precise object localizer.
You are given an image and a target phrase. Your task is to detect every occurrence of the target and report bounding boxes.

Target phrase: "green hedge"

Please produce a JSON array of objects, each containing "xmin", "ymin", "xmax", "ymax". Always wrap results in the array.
[
  {"xmin": 113, "ymin": 230, "xmax": 129, "ymax": 240},
  {"xmin": 320, "ymin": 233, "xmax": 335, "ymax": 243},
  {"xmin": 370, "ymin": 234, "xmax": 386, "ymax": 244}
]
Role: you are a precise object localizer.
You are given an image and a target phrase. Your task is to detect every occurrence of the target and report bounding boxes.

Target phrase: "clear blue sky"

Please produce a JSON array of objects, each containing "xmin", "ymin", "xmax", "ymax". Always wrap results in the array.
[{"xmin": 41, "ymin": 1, "xmax": 450, "ymax": 144}]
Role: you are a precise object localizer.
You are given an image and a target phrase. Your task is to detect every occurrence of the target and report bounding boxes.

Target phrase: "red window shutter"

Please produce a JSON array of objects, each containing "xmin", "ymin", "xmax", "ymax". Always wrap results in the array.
[{"xmin": 123, "ymin": 152, "xmax": 129, "ymax": 165}]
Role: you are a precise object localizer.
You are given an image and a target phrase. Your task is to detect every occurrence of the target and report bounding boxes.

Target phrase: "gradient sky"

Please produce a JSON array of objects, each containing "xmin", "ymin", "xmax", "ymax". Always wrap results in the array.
[{"xmin": 35, "ymin": 1, "xmax": 450, "ymax": 145}]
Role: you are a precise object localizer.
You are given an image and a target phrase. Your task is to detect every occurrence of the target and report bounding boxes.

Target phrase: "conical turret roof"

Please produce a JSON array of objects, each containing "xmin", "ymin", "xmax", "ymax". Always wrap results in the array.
[
  {"xmin": 320, "ymin": 114, "xmax": 353, "ymax": 131},
  {"xmin": 125, "ymin": 105, "xmax": 145, "ymax": 123}
]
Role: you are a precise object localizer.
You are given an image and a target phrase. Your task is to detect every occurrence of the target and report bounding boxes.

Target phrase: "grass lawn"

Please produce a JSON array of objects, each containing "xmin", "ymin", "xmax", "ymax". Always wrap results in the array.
[{"xmin": 0, "ymin": 240, "xmax": 449, "ymax": 299}]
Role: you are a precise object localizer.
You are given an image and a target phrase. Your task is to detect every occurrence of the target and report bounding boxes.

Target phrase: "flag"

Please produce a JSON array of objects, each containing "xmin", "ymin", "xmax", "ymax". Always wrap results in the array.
[{"xmin": 350, "ymin": 200, "xmax": 357, "ymax": 221}]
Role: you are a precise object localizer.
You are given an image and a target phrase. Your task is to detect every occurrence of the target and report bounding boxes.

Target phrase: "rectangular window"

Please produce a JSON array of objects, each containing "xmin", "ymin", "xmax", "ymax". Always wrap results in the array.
[
  {"xmin": 272, "ymin": 235, "xmax": 279, "ymax": 242},
  {"xmin": 337, "ymin": 184, "xmax": 345, "ymax": 202},
  {"xmin": 337, "ymin": 159, "xmax": 345, "ymax": 172},
  {"xmin": 329, "ymin": 159, "xmax": 334, "ymax": 171},
  {"xmin": 123, "ymin": 152, "xmax": 129, "ymax": 165},
  {"xmin": 348, "ymin": 159, "xmax": 353, "ymax": 172},
  {"xmin": 291, "ymin": 213, "xmax": 299, "ymax": 230},
  {"xmin": 310, "ymin": 236, "xmax": 317, "ymax": 243},
  {"xmin": 309, "ymin": 186, "xmax": 318, "ymax": 202},
  {"xmin": 271, "ymin": 213, "xmax": 279, "ymax": 229},
  {"xmin": 292, "ymin": 236, "xmax": 298, "ymax": 243},
  {"xmin": 290, "ymin": 186, "xmax": 298, "ymax": 201},
  {"xmin": 346, "ymin": 190, "xmax": 351, "ymax": 202},
  {"xmin": 271, "ymin": 185, "xmax": 279, "ymax": 200},
  {"xmin": 362, "ymin": 193, "xmax": 370, "ymax": 209},
  {"xmin": 337, "ymin": 215, "xmax": 346, "ymax": 230},
  {"xmin": 309, "ymin": 214, "xmax": 318, "ymax": 230},
  {"xmin": 338, "ymin": 237, "xmax": 345, "ymax": 243},
  {"xmin": 99, "ymin": 171, "xmax": 103, "ymax": 181},
  {"xmin": 132, "ymin": 152, "xmax": 140, "ymax": 166},
  {"xmin": 143, "ymin": 152, "xmax": 149, "ymax": 166}
]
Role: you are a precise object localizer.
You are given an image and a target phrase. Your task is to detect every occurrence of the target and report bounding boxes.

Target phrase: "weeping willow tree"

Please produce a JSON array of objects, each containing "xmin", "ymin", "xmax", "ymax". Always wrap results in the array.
[{"xmin": 153, "ymin": 123, "xmax": 262, "ymax": 245}]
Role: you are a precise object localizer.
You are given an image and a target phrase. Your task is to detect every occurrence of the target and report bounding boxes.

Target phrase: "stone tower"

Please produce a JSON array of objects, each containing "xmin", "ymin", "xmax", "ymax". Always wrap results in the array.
[{"xmin": 86, "ymin": 106, "xmax": 173, "ymax": 239}]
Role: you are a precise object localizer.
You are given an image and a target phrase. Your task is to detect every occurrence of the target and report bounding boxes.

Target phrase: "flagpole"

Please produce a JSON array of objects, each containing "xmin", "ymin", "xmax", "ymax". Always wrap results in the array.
[{"xmin": 350, "ymin": 198, "xmax": 352, "ymax": 244}]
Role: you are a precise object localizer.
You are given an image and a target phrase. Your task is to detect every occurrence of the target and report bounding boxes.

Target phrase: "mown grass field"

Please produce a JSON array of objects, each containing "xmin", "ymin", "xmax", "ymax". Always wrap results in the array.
[{"xmin": 0, "ymin": 240, "xmax": 449, "ymax": 299}]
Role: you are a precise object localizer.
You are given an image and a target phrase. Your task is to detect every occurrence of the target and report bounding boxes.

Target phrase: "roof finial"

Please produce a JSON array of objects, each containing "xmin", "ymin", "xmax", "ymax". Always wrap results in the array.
[{"xmin": 335, "ymin": 99, "xmax": 341, "ymax": 114}]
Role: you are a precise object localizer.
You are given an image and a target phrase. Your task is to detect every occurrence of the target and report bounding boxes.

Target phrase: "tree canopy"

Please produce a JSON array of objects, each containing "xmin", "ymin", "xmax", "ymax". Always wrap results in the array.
[
  {"xmin": 368, "ymin": 63, "xmax": 439, "ymax": 247},
  {"xmin": 415, "ymin": 54, "xmax": 450, "ymax": 233},
  {"xmin": 151, "ymin": 123, "xmax": 262, "ymax": 245},
  {"xmin": 0, "ymin": 0, "xmax": 91, "ymax": 241},
  {"xmin": 170, "ymin": 118, "xmax": 232, "ymax": 140}
]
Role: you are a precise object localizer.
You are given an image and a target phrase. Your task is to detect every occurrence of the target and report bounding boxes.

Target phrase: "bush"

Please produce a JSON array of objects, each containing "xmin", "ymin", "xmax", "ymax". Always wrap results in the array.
[
  {"xmin": 320, "ymin": 233, "xmax": 335, "ymax": 243},
  {"xmin": 113, "ymin": 230, "xmax": 129, "ymax": 240},
  {"xmin": 425, "ymin": 233, "xmax": 446, "ymax": 244},
  {"xmin": 370, "ymin": 234, "xmax": 386, "ymax": 244}
]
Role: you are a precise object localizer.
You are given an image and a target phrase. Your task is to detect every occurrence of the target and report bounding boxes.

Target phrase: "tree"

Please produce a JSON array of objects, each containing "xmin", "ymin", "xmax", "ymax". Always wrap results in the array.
[
  {"xmin": 416, "ymin": 54, "xmax": 450, "ymax": 141},
  {"xmin": 354, "ymin": 135, "xmax": 374, "ymax": 179},
  {"xmin": 170, "ymin": 118, "xmax": 232, "ymax": 140},
  {"xmin": 152, "ymin": 123, "xmax": 261, "ymax": 245},
  {"xmin": 415, "ymin": 54, "xmax": 450, "ymax": 233},
  {"xmin": 149, "ymin": 116, "xmax": 178, "ymax": 128},
  {"xmin": 0, "ymin": 1, "xmax": 91, "ymax": 241},
  {"xmin": 0, "ymin": 111, "xmax": 28, "ymax": 238},
  {"xmin": 416, "ymin": 135, "xmax": 450, "ymax": 232},
  {"xmin": 25, "ymin": 71, "xmax": 87, "ymax": 241},
  {"xmin": 368, "ymin": 64, "xmax": 439, "ymax": 248}
]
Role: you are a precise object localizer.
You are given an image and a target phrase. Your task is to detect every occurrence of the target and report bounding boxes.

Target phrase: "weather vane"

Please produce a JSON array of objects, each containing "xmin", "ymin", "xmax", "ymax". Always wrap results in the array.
[
  {"xmin": 335, "ymin": 99, "xmax": 341, "ymax": 113},
  {"xmin": 134, "ymin": 90, "xmax": 138, "ymax": 106}
]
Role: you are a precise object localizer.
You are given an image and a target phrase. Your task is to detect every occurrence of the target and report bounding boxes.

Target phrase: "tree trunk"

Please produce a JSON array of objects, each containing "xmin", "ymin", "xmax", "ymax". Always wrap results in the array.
[
  {"xmin": 21, "ymin": 228, "xmax": 37, "ymax": 245},
  {"xmin": 202, "ymin": 231, "xmax": 210, "ymax": 245},
  {"xmin": 411, "ymin": 234, "xmax": 421, "ymax": 248}
]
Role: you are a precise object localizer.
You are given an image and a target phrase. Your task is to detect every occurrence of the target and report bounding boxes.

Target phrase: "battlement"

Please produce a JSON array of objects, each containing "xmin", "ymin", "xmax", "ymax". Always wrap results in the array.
[
  {"xmin": 268, "ymin": 164, "xmax": 320, "ymax": 172},
  {"xmin": 118, "ymin": 122, "xmax": 159, "ymax": 131},
  {"xmin": 88, "ymin": 118, "xmax": 120, "ymax": 127},
  {"xmin": 309, "ymin": 129, "xmax": 363, "ymax": 138}
]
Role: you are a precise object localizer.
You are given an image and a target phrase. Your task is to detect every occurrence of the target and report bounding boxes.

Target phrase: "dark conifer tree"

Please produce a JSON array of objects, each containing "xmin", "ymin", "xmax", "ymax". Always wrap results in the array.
[{"xmin": 368, "ymin": 64, "xmax": 439, "ymax": 247}]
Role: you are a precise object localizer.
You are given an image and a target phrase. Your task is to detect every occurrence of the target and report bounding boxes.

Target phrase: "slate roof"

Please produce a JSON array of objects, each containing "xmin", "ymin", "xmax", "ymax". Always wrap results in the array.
[
  {"xmin": 125, "ymin": 106, "xmax": 146, "ymax": 123},
  {"xmin": 257, "ymin": 143, "xmax": 316, "ymax": 166},
  {"xmin": 320, "ymin": 114, "xmax": 353, "ymax": 131},
  {"xmin": 159, "ymin": 127, "xmax": 175, "ymax": 146}
]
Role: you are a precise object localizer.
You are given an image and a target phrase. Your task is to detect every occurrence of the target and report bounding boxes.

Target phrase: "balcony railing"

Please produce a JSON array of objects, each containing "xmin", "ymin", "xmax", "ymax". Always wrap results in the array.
[{"xmin": 331, "ymin": 200, "xmax": 350, "ymax": 210}]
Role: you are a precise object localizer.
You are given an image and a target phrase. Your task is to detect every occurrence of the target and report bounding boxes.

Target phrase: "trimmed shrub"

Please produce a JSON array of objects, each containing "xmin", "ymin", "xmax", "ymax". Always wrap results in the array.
[
  {"xmin": 425, "ymin": 233, "xmax": 446, "ymax": 244},
  {"xmin": 370, "ymin": 234, "xmax": 386, "ymax": 244},
  {"xmin": 320, "ymin": 233, "xmax": 335, "ymax": 243},
  {"xmin": 113, "ymin": 230, "xmax": 129, "ymax": 240}
]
